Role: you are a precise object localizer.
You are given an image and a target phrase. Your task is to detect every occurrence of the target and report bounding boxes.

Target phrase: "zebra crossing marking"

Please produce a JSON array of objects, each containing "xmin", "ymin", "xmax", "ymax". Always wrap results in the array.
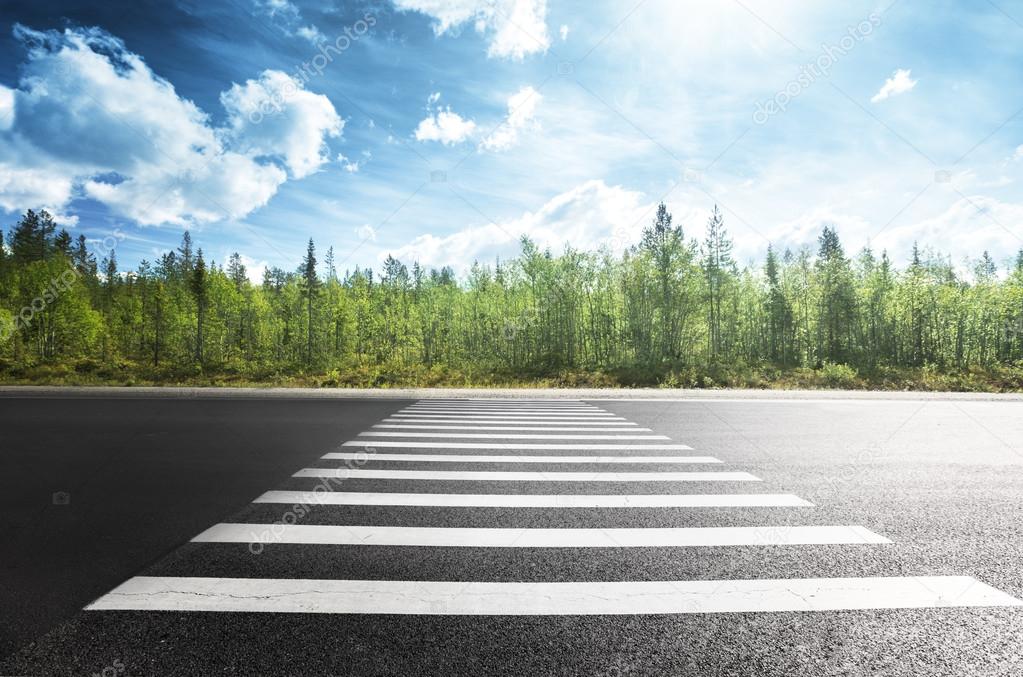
[
  {"xmin": 253, "ymin": 490, "xmax": 813, "ymax": 507},
  {"xmin": 83, "ymin": 398, "xmax": 1023, "ymax": 618},
  {"xmin": 292, "ymin": 468, "xmax": 761, "ymax": 482},
  {"xmin": 341, "ymin": 441, "xmax": 695, "ymax": 450},
  {"xmin": 192, "ymin": 523, "xmax": 890, "ymax": 547},
  {"xmin": 321, "ymin": 452, "xmax": 722, "ymax": 464},
  {"xmin": 87, "ymin": 576, "xmax": 1022, "ymax": 615}
]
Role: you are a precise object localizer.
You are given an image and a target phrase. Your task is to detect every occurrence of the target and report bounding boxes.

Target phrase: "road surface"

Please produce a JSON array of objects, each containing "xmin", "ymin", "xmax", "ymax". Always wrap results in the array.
[{"xmin": 2, "ymin": 393, "xmax": 1022, "ymax": 675}]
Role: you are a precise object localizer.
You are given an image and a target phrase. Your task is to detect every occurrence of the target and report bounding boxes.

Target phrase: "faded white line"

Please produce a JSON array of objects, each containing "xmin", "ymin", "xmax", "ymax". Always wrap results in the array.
[
  {"xmin": 400, "ymin": 410, "xmax": 617, "ymax": 417},
  {"xmin": 380, "ymin": 420, "xmax": 641, "ymax": 427},
  {"xmin": 253, "ymin": 491, "xmax": 813, "ymax": 507},
  {"xmin": 293, "ymin": 468, "xmax": 759, "ymax": 482},
  {"xmin": 86, "ymin": 576, "xmax": 1022, "ymax": 614},
  {"xmin": 359, "ymin": 432, "xmax": 671, "ymax": 440},
  {"xmin": 342, "ymin": 441, "xmax": 694, "ymax": 450},
  {"xmin": 322, "ymin": 452, "xmax": 722, "ymax": 464},
  {"xmin": 405, "ymin": 406, "xmax": 601, "ymax": 410},
  {"xmin": 391, "ymin": 414, "xmax": 628, "ymax": 420},
  {"xmin": 192, "ymin": 524, "xmax": 889, "ymax": 547},
  {"xmin": 375, "ymin": 424, "xmax": 649, "ymax": 431}
]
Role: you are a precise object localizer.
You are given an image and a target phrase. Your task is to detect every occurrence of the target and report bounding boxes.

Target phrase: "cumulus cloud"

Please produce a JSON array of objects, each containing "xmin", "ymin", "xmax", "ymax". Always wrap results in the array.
[
  {"xmin": 220, "ymin": 70, "xmax": 343, "ymax": 179},
  {"xmin": 0, "ymin": 24, "xmax": 342, "ymax": 226},
  {"xmin": 415, "ymin": 109, "xmax": 477, "ymax": 144},
  {"xmin": 392, "ymin": 0, "xmax": 549, "ymax": 60},
  {"xmin": 0, "ymin": 165, "xmax": 75, "ymax": 223},
  {"xmin": 386, "ymin": 180, "xmax": 651, "ymax": 270},
  {"xmin": 413, "ymin": 93, "xmax": 477, "ymax": 144},
  {"xmin": 877, "ymin": 195, "xmax": 1023, "ymax": 265},
  {"xmin": 871, "ymin": 68, "xmax": 917, "ymax": 103},
  {"xmin": 480, "ymin": 85, "xmax": 541, "ymax": 151}
]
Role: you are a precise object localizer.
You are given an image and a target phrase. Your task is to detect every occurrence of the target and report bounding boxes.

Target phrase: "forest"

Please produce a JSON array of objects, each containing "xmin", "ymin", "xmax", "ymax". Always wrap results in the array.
[{"xmin": 2, "ymin": 204, "xmax": 1023, "ymax": 390}]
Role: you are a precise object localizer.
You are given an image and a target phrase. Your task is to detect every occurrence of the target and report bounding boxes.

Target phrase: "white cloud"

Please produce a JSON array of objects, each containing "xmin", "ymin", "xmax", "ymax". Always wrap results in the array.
[
  {"xmin": 386, "ymin": 180, "xmax": 650, "ymax": 271},
  {"xmin": 0, "ymin": 85, "xmax": 14, "ymax": 131},
  {"xmin": 221, "ymin": 70, "xmax": 343, "ymax": 179},
  {"xmin": 480, "ymin": 85, "xmax": 541, "ymax": 151},
  {"xmin": 255, "ymin": 0, "xmax": 300, "ymax": 23},
  {"xmin": 356, "ymin": 224, "xmax": 377, "ymax": 241},
  {"xmin": 559, "ymin": 24, "xmax": 569, "ymax": 41},
  {"xmin": 392, "ymin": 0, "xmax": 550, "ymax": 60},
  {"xmin": 0, "ymin": 25, "xmax": 341, "ymax": 226},
  {"xmin": 337, "ymin": 153, "xmax": 361, "ymax": 173},
  {"xmin": 235, "ymin": 253, "xmax": 270, "ymax": 284},
  {"xmin": 871, "ymin": 68, "xmax": 917, "ymax": 103},
  {"xmin": 415, "ymin": 108, "xmax": 477, "ymax": 144},
  {"xmin": 296, "ymin": 25, "xmax": 326, "ymax": 44},
  {"xmin": 0, "ymin": 165, "xmax": 75, "ymax": 223},
  {"xmin": 878, "ymin": 195, "xmax": 1023, "ymax": 265}
]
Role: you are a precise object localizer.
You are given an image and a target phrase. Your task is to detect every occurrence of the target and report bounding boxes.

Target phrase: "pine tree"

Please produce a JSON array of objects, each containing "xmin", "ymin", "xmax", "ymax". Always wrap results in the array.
[
  {"xmin": 9, "ymin": 209, "xmax": 42, "ymax": 263},
  {"xmin": 300, "ymin": 238, "xmax": 320, "ymax": 365},
  {"xmin": 325, "ymin": 246, "xmax": 338, "ymax": 282},
  {"xmin": 177, "ymin": 231, "xmax": 195, "ymax": 277},
  {"xmin": 764, "ymin": 244, "xmax": 792, "ymax": 364},
  {"xmin": 103, "ymin": 252, "xmax": 118, "ymax": 285},
  {"xmin": 975, "ymin": 251, "xmax": 997, "ymax": 282},
  {"xmin": 227, "ymin": 252, "xmax": 247, "ymax": 289},
  {"xmin": 638, "ymin": 202, "xmax": 693, "ymax": 361},
  {"xmin": 191, "ymin": 249, "xmax": 207, "ymax": 364},
  {"xmin": 152, "ymin": 281, "xmax": 165, "ymax": 366},
  {"xmin": 703, "ymin": 205, "xmax": 734, "ymax": 360},
  {"xmin": 815, "ymin": 225, "xmax": 856, "ymax": 364},
  {"xmin": 54, "ymin": 229, "xmax": 72, "ymax": 257},
  {"xmin": 102, "ymin": 252, "xmax": 118, "ymax": 314},
  {"xmin": 37, "ymin": 211, "xmax": 56, "ymax": 260}
]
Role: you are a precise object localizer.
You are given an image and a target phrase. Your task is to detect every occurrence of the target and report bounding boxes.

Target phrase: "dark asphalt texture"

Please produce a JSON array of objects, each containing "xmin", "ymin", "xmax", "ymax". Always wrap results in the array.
[{"xmin": 1, "ymin": 395, "xmax": 1022, "ymax": 675}]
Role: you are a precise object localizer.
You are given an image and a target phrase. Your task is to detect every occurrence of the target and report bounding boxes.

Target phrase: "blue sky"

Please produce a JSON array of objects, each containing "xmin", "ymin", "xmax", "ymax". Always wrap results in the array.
[{"xmin": 1, "ymin": 0, "xmax": 1023, "ymax": 279}]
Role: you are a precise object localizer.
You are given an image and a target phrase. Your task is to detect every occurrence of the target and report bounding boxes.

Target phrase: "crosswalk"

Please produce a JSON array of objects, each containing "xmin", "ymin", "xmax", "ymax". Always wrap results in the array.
[{"xmin": 85, "ymin": 399, "xmax": 1023, "ymax": 616}]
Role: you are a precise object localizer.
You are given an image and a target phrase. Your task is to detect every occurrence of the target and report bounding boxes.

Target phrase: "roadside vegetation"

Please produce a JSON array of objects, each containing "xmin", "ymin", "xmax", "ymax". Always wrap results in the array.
[{"xmin": 2, "ymin": 205, "xmax": 1023, "ymax": 391}]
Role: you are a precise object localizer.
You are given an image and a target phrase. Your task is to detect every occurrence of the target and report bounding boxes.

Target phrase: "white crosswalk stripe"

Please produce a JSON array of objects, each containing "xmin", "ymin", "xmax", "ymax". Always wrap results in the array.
[
  {"xmin": 192, "ymin": 524, "xmax": 890, "ymax": 547},
  {"xmin": 389, "ymin": 414, "xmax": 630, "ymax": 420},
  {"xmin": 292, "ymin": 468, "xmax": 761, "ymax": 482},
  {"xmin": 374, "ymin": 424, "xmax": 651, "ymax": 431},
  {"xmin": 341, "ymin": 441, "xmax": 695, "ymax": 449},
  {"xmin": 358, "ymin": 431, "xmax": 671, "ymax": 440},
  {"xmin": 85, "ymin": 398, "xmax": 1023, "ymax": 618},
  {"xmin": 321, "ymin": 452, "xmax": 723, "ymax": 464},
  {"xmin": 380, "ymin": 421, "xmax": 642, "ymax": 427},
  {"xmin": 253, "ymin": 491, "xmax": 814, "ymax": 507},
  {"xmin": 88, "ymin": 576, "xmax": 1022, "ymax": 615}
]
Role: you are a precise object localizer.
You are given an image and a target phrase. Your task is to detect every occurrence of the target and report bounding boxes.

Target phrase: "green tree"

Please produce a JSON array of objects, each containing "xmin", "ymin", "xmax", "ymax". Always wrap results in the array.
[
  {"xmin": 702, "ymin": 205, "xmax": 734, "ymax": 360},
  {"xmin": 300, "ymin": 238, "xmax": 320, "ymax": 365},
  {"xmin": 191, "ymin": 249, "xmax": 208, "ymax": 364}
]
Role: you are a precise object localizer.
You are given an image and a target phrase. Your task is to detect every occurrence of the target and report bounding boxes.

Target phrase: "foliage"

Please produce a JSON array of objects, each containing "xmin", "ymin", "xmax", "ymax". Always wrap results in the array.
[{"xmin": 2, "ymin": 206, "xmax": 1023, "ymax": 391}]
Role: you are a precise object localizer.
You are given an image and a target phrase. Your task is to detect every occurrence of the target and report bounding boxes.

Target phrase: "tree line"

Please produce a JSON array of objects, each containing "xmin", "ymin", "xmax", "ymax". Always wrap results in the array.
[{"xmin": 2, "ymin": 205, "xmax": 1023, "ymax": 385}]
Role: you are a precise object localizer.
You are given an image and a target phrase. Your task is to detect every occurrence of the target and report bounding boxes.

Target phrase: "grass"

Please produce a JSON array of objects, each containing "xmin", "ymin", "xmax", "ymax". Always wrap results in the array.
[{"xmin": 2, "ymin": 358, "xmax": 1023, "ymax": 392}]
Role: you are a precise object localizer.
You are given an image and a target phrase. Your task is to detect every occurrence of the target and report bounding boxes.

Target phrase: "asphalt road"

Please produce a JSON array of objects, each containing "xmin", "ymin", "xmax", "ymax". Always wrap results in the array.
[{"xmin": 2, "ymin": 394, "xmax": 1022, "ymax": 676}]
